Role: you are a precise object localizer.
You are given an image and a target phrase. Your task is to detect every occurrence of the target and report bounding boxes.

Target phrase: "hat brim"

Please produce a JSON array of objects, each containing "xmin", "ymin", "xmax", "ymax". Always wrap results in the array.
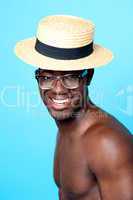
[{"xmin": 14, "ymin": 37, "xmax": 113, "ymax": 71}]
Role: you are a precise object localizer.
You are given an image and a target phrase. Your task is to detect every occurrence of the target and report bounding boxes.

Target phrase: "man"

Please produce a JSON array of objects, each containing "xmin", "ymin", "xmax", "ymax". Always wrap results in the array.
[{"xmin": 15, "ymin": 15, "xmax": 133, "ymax": 200}]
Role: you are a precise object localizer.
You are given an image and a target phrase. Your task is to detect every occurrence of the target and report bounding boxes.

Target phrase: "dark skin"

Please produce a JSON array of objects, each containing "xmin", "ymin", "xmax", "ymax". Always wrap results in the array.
[{"xmin": 37, "ymin": 68, "xmax": 133, "ymax": 200}]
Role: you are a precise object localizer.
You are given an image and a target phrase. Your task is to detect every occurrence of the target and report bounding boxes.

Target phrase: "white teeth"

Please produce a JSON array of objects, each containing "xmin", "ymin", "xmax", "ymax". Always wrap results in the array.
[{"xmin": 52, "ymin": 98, "xmax": 69, "ymax": 104}]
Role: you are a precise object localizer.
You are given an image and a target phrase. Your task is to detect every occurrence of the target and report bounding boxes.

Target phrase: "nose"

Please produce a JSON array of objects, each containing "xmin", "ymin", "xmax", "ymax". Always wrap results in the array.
[{"xmin": 52, "ymin": 79, "xmax": 68, "ymax": 94}]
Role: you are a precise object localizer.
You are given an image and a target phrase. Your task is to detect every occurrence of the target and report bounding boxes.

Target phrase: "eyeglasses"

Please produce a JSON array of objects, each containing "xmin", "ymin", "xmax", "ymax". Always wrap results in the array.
[{"xmin": 35, "ymin": 69, "xmax": 88, "ymax": 90}]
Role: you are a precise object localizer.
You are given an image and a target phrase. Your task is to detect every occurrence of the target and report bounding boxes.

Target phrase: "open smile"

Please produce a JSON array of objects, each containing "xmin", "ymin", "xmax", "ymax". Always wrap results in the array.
[
  {"xmin": 52, "ymin": 98, "xmax": 69, "ymax": 104},
  {"xmin": 48, "ymin": 97, "xmax": 71, "ymax": 110}
]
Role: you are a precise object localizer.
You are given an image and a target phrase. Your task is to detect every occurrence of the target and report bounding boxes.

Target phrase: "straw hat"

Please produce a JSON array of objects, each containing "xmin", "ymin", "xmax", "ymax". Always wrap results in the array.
[{"xmin": 14, "ymin": 15, "xmax": 113, "ymax": 71}]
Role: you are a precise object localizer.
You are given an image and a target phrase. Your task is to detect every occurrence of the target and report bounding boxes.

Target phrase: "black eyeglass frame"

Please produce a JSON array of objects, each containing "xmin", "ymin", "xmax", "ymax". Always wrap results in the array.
[{"xmin": 35, "ymin": 68, "xmax": 88, "ymax": 89}]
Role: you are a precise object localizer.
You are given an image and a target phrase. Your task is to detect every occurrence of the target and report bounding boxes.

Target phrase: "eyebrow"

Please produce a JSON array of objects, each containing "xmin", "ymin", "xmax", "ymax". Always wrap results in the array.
[{"xmin": 35, "ymin": 68, "xmax": 85, "ymax": 76}]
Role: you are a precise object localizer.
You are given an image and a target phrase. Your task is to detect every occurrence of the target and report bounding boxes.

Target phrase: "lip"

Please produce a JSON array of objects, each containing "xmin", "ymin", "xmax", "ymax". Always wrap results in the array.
[{"xmin": 48, "ymin": 97, "xmax": 71, "ymax": 110}]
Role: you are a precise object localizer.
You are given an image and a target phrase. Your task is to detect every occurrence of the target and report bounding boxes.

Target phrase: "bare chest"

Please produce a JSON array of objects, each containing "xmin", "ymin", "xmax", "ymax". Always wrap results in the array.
[{"xmin": 54, "ymin": 136, "xmax": 100, "ymax": 199}]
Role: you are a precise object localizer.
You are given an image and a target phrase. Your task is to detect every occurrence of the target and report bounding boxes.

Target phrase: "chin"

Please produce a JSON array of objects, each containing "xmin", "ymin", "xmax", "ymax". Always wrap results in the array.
[
  {"xmin": 48, "ymin": 109, "xmax": 74, "ymax": 121},
  {"xmin": 48, "ymin": 105, "xmax": 83, "ymax": 121}
]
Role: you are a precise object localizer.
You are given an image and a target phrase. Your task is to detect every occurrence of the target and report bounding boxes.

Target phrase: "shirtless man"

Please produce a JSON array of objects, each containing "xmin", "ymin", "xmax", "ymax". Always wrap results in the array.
[
  {"xmin": 15, "ymin": 15, "xmax": 133, "ymax": 200},
  {"xmin": 35, "ymin": 68, "xmax": 133, "ymax": 200}
]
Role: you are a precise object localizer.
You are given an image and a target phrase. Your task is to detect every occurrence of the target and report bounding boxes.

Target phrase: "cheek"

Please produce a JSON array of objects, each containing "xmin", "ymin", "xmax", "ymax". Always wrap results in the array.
[
  {"xmin": 72, "ymin": 84, "xmax": 86, "ymax": 98},
  {"xmin": 70, "ymin": 88, "xmax": 85, "ymax": 108},
  {"xmin": 39, "ymin": 89, "xmax": 44, "ymax": 100},
  {"xmin": 39, "ymin": 89, "xmax": 50, "ymax": 105}
]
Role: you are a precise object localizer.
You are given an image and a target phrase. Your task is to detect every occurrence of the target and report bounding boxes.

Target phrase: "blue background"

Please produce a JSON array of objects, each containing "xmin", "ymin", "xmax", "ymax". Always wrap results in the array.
[{"xmin": 0, "ymin": 0, "xmax": 133, "ymax": 199}]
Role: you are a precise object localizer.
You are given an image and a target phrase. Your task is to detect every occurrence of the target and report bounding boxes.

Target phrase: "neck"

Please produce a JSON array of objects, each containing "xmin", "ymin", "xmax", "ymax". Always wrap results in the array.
[{"xmin": 55, "ymin": 98, "xmax": 95, "ymax": 133}]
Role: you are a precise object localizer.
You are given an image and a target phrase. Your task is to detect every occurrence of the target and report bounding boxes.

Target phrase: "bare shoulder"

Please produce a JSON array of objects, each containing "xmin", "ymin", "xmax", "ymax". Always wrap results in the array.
[
  {"xmin": 84, "ymin": 108, "xmax": 133, "ymax": 173},
  {"xmin": 86, "ymin": 107, "xmax": 132, "ymax": 140}
]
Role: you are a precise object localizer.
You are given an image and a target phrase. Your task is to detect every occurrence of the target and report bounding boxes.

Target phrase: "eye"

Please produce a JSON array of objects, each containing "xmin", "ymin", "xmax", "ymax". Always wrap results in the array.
[
  {"xmin": 66, "ymin": 74, "xmax": 79, "ymax": 80},
  {"xmin": 42, "ymin": 76, "xmax": 53, "ymax": 80}
]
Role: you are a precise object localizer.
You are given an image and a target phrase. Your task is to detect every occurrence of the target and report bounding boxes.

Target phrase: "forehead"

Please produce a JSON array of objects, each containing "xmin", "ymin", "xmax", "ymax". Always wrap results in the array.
[{"xmin": 37, "ymin": 69, "xmax": 84, "ymax": 75}]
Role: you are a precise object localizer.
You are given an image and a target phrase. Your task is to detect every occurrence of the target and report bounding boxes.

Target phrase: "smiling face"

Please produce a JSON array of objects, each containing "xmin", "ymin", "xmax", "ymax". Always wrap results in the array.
[{"xmin": 36, "ymin": 69, "xmax": 94, "ymax": 121}]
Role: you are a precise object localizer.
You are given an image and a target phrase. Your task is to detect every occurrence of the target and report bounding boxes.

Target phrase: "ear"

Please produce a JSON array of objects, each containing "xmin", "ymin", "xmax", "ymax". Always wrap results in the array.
[{"xmin": 86, "ymin": 68, "xmax": 94, "ymax": 85}]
